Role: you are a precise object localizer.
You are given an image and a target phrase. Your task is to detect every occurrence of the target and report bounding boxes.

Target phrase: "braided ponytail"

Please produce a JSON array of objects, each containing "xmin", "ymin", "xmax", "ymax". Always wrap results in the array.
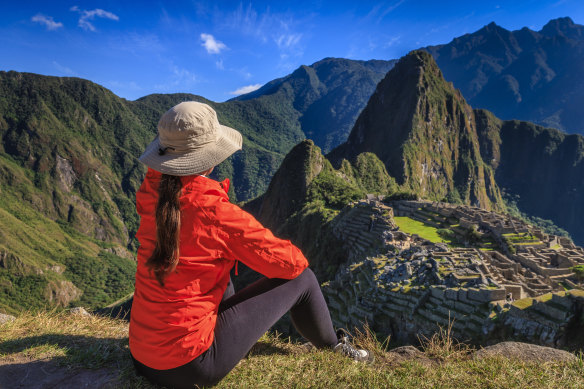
[{"xmin": 146, "ymin": 174, "xmax": 182, "ymax": 286}]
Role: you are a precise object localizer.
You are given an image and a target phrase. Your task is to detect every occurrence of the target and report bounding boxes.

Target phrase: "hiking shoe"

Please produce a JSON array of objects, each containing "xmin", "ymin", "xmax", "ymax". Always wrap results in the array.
[{"xmin": 333, "ymin": 329, "xmax": 374, "ymax": 363}]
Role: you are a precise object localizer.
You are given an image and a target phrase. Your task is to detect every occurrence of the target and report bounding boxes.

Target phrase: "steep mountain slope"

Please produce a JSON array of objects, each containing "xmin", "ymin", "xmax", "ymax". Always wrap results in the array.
[
  {"xmin": 423, "ymin": 17, "xmax": 584, "ymax": 134},
  {"xmin": 0, "ymin": 71, "xmax": 148, "ymax": 313},
  {"xmin": 328, "ymin": 51, "xmax": 504, "ymax": 211},
  {"xmin": 233, "ymin": 58, "xmax": 396, "ymax": 152},
  {"xmin": 252, "ymin": 139, "xmax": 397, "ymax": 279},
  {"xmin": 474, "ymin": 110, "xmax": 584, "ymax": 243}
]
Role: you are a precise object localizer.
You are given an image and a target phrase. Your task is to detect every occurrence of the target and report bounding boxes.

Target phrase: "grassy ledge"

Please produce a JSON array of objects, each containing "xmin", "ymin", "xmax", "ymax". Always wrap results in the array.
[{"xmin": 1, "ymin": 311, "xmax": 584, "ymax": 388}]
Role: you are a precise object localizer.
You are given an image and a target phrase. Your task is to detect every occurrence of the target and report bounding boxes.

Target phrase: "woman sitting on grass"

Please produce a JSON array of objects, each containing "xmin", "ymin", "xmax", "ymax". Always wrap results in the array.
[{"xmin": 129, "ymin": 101, "xmax": 372, "ymax": 389}]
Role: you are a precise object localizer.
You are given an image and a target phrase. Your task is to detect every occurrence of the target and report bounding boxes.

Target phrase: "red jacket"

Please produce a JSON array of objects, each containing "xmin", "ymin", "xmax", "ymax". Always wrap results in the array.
[{"xmin": 129, "ymin": 168, "xmax": 308, "ymax": 369}]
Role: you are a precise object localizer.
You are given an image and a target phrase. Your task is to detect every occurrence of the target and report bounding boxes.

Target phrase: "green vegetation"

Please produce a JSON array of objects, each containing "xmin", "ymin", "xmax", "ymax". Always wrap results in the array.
[
  {"xmin": 437, "ymin": 228, "xmax": 457, "ymax": 241},
  {"xmin": 572, "ymin": 265, "xmax": 584, "ymax": 285},
  {"xmin": 503, "ymin": 194, "xmax": 571, "ymax": 239},
  {"xmin": 502, "ymin": 236, "xmax": 517, "ymax": 255},
  {"xmin": 261, "ymin": 142, "xmax": 401, "ymax": 280},
  {"xmin": 0, "ymin": 150, "xmax": 135, "ymax": 313},
  {"xmin": 306, "ymin": 161, "xmax": 365, "ymax": 209},
  {"xmin": 1, "ymin": 310, "xmax": 583, "ymax": 388},
  {"xmin": 349, "ymin": 152, "xmax": 399, "ymax": 195},
  {"xmin": 512, "ymin": 293, "xmax": 558, "ymax": 310},
  {"xmin": 384, "ymin": 191, "xmax": 419, "ymax": 201},
  {"xmin": 61, "ymin": 252, "xmax": 135, "ymax": 308}
]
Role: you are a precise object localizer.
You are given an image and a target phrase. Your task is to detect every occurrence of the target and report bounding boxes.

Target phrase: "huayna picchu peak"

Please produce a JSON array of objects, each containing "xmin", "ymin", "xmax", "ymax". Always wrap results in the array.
[{"xmin": 329, "ymin": 50, "xmax": 505, "ymax": 212}]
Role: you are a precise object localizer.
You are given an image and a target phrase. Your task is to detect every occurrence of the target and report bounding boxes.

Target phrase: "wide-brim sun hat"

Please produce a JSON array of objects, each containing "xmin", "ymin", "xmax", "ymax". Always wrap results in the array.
[{"xmin": 139, "ymin": 101, "xmax": 242, "ymax": 176}]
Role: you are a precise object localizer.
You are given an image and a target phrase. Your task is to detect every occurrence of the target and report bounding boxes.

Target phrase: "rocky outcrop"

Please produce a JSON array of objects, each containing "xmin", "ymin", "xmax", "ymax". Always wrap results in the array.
[
  {"xmin": 0, "ymin": 250, "xmax": 42, "ymax": 275},
  {"xmin": 44, "ymin": 280, "xmax": 82, "ymax": 307},
  {"xmin": 55, "ymin": 154, "xmax": 77, "ymax": 192},
  {"xmin": 0, "ymin": 313, "xmax": 15, "ymax": 324},
  {"xmin": 103, "ymin": 246, "xmax": 135, "ymax": 261},
  {"xmin": 473, "ymin": 341, "xmax": 576, "ymax": 362}
]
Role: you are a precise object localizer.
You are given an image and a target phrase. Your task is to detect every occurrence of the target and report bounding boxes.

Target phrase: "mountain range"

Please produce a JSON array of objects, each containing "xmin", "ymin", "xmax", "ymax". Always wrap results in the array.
[
  {"xmin": 232, "ymin": 58, "xmax": 396, "ymax": 153},
  {"xmin": 423, "ymin": 17, "xmax": 584, "ymax": 134}
]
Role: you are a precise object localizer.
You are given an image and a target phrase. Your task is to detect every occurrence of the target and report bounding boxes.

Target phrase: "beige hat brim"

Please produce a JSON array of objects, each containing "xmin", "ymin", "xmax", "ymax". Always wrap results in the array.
[{"xmin": 139, "ymin": 124, "xmax": 243, "ymax": 176}]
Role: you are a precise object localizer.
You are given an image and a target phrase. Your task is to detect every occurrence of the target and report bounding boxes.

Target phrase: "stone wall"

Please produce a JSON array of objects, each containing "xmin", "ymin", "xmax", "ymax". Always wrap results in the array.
[{"xmin": 323, "ymin": 257, "xmax": 584, "ymax": 347}]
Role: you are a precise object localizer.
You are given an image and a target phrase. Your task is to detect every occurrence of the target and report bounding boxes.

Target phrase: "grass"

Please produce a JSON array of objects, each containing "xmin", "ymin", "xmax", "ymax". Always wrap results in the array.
[
  {"xmin": 502, "ymin": 233, "xmax": 542, "ymax": 246},
  {"xmin": 512, "ymin": 293, "xmax": 558, "ymax": 310},
  {"xmin": 394, "ymin": 216, "xmax": 456, "ymax": 245},
  {"xmin": 2, "ymin": 310, "xmax": 584, "ymax": 388}
]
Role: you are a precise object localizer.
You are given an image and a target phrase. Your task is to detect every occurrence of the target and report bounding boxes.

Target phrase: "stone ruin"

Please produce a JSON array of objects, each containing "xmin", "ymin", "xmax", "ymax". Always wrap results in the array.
[{"xmin": 322, "ymin": 199, "xmax": 584, "ymax": 347}]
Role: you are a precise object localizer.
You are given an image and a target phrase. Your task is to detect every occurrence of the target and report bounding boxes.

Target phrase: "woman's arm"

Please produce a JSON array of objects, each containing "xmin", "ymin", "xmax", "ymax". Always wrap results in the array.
[{"xmin": 210, "ymin": 198, "xmax": 309, "ymax": 279}]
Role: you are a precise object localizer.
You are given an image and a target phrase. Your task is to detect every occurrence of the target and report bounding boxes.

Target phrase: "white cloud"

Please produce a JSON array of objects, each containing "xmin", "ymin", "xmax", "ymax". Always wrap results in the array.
[
  {"xmin": 154, "ymin": 63, "xmax": 198, "ymax": 91},
  {"xmin": 221, "ymin": 5, "xmax": 305, "ymax": 57},
  {"xmin": 171, "ymin": 65, "xmax": 197, "ymax": 84},
  {"xmin": 215, "ymin": 59, "xmax": 224, "ymax": 70},
  {"xmin": 229, "ymin": 84, "xmax": 262, "ymax": 95},
  {"xmin": 365, "ymin": 0, "xmax": 407, "ymax": 24},
  {"xmin": 201, "ymin": 33, "xmax": 227, "ymax": 54},
  {"xmin": 70, "ymin": 5, "xmax": 119, "ymax": 32},
  {"xmin": 31, "ymin": 14, "xmax": 63, "ymax": 31},
  {"xmin": 52, "ymin": 61, "xmax": 76, "ymax": 76},
  {"xmin": 275, "ymin": 33, "xmax": 302, "ymax": 49},
  {"xmin": 384, "ymin": 35, "xmax": 401, "ymax": 48}
]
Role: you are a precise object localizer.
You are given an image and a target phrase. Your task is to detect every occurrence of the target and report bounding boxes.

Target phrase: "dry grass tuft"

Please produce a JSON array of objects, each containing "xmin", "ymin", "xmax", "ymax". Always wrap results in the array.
[
  {"xmin": 352, "ymin": 324, "xmax": 393, "ymax": 363},
  {"xmin": 418, "ymin": 318, "xmax": 472, "ymax": 361}
]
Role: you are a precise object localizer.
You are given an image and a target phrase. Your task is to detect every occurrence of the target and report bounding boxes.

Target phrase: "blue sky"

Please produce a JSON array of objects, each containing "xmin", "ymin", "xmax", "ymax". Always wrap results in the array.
[{"xmin": 2, "ymin": 1, "xmax": 583, "ymax": 102}]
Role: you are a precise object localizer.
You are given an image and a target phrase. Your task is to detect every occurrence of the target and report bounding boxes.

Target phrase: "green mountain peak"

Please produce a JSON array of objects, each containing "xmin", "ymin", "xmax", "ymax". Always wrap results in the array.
[{"xmin": 329, "ymin": 50, "xmax": 505, "ymax": 211}]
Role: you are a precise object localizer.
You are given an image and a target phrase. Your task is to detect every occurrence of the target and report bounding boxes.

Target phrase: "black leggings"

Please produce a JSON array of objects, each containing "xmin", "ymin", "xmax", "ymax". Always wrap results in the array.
[{"xmin": 132, "ymin": 268, "xmax": 338, "ymax": 388}]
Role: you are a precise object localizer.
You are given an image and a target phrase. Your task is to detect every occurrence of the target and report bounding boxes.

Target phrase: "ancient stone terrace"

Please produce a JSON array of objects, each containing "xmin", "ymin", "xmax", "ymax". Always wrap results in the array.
[
  {"xmin": 331, "ymin": 200, "xmax": 398, "ymax": 261},
  {"xmin": 324, "ymin": 199, "xmax": 584, "ymax": 347},
  {"xmin": 330, "ymin": 199, "xmax": 584, "ymax": 298},
  {"xmin": 323, "ymin": 257, "xmax": 584, "ymax": 347}
]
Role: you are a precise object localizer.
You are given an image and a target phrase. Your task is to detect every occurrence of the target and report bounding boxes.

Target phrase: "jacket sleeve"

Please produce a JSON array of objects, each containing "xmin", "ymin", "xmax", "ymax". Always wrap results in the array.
[{"xmin": 210, "ymin": 198, "xmax": 308, "ymax": 279}]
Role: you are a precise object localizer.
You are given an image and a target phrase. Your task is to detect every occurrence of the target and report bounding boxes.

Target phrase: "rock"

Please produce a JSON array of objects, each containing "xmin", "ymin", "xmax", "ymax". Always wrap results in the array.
[
  {"xmin": 0, "ymin": 313, "xmax": 16, "ymax": 324},
  {"xmin": 103, "ymin": 246, "xmax": 135, "ymax": 261},
  {"xmin": 44, "ymin": 280, "xmax": 83, "ymax": 307},
  {"xmin": 391, "ymin": 345, "xmax": 423, "ymax": 358},
  {"xmin": 70, "ymin": 307, "xmax": 91, "ymax": 316},
  {"xmin": 388, "ymin": 345, "xmax": 433, "ymax": 366},
  {"xmin": 56, "ymin": 154, "xmax": 77, "ymax": 192},
  {"xmin": 473, "ymin": 341, "xmax": 576, "ymax": 363},
  {"xmin": 46, "ymin": 264, "xmax": 64, "ymax": 274},
  {"xmin": 0, "ymin": 250, "xmax": 42, "ymax": 275}
]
